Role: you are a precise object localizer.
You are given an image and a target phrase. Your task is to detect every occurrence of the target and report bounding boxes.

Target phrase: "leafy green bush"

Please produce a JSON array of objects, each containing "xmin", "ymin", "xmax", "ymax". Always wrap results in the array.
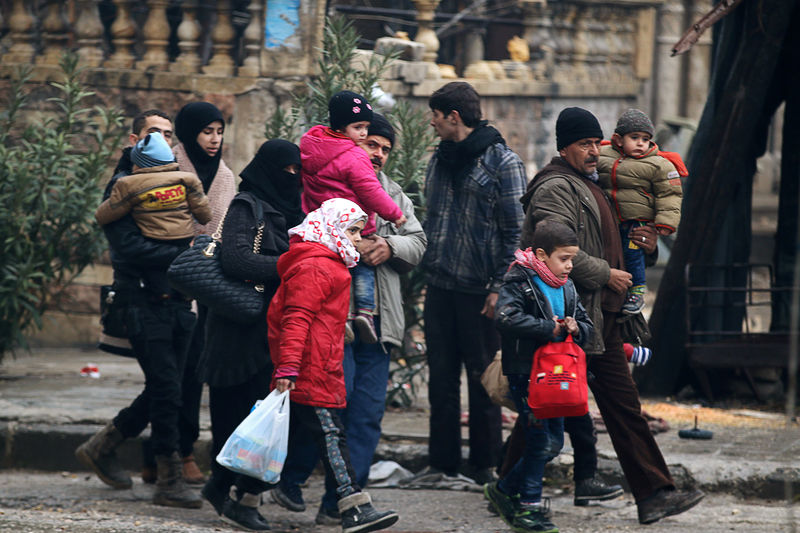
[{"xmin": 0, "ymin": 54, "xmax": 125, "ymax": 361}]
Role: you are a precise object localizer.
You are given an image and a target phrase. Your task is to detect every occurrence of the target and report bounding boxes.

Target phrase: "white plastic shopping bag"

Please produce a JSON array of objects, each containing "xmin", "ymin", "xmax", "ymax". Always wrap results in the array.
[{"xmin": 216, "ymin": 389, "xmax": 290, "ymax": 483}]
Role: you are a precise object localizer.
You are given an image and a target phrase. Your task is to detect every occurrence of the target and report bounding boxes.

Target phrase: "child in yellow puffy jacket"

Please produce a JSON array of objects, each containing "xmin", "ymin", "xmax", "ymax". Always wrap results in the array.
[{"xmin": 597, "ymin": 109, "xmax": 683, "ymax": 314}]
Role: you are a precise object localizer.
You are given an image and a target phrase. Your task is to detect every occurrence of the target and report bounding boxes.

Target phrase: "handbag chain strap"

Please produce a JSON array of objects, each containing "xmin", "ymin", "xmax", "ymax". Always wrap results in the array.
[
  {"xmin": 206, "ymin": 207, "xmax": 266, "ymax": 295},
  {"xmin": 202, "ymin": 214, "xmax": 226, "ymax": 257},
  {"xmin": 253, "ymin": 222, "xmax": 265, "ymax": 293}
]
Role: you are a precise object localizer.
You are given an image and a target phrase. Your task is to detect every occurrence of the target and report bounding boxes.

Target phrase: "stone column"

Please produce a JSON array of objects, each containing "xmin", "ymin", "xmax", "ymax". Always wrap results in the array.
[
  {"xmin": 521, "ymin": 0, "xmax": 552, "ymax": 81},
  {"xmin": 171, "ymin": 0, "xmax": 202, "ymax": 73},
  {"xmin": 203, "ymin": 0, "xmax": 235, "ymax": 76},
  {"xmin": 3, "ymin": 0, "xmax": 36, "ymax": 64},
  {"xmin": 104, "ymin": 0, "xmax": 136, "ymax": 69},
  {"xmin": 36, "ymin": 0, "xmax": 69, "ymax": 66},
  {"xmin": 239, "ymin": 0, "xmax": 262, "ymax": 77},
  {"xmin": 550, "ymin": 4, "xmax": 576, "ymax": 84},
  {"xmin": 137, "ymin": 0, "xmax": 171, "ymax": 70},
  {"xmin": 75, "ymin": 0, "xmax": 105, "ymax": 67},
  {"xmin": 571, "ymin": 7, "xmax": 591, "ymax": 83},
  {"xmin": 653, "ymin": 0, "xmax": 685, "ymax": 122},
  {"xmin": 461, "ymin": 3, "xmax": 486, "ymax": 77},
  {"xmin": 413, "ymin": 0, "xmax": 441, "ymax": 79},
  {"xmin": 685, "ymin": 0, "xmax": 713, "ymax": 119}
]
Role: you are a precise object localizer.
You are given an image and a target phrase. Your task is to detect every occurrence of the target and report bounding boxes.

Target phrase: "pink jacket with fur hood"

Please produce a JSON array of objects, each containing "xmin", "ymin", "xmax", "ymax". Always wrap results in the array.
[{"xmin": 300, "ymin": 125, "xmax": 402, "ymax": 234}]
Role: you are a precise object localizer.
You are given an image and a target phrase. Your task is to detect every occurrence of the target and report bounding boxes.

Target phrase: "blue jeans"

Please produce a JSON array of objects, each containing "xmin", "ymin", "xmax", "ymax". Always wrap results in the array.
[
  {"xmin": 499, "ymin": 375, "xmax": 564, "ymax": 504},
  {"xmin": 280, "ymin": 317, "xmax": 390, "ymax": 510},
  {"xmin": 620, "ymin": 221, "xmax": 647, "ymax": 288},
  {"xmin": 351, "ymin": 263, "xmax": 376, "ymax": 313}
]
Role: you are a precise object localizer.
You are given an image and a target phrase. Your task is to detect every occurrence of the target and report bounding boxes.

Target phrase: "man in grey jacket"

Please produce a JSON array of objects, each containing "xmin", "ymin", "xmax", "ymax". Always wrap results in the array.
[{"xmin": 272, "ymin": 113, "xmax": 427, "ymax": 524}]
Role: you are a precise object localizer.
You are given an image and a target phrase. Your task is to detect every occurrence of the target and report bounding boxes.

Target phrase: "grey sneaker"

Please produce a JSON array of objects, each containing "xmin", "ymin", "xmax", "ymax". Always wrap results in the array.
[
  {"xmin": 622, "ymin": 291, "xmax": 645, "ymax": 314},
  {"xmin": 353, "ymin": 313, "xmax": 378, "ymax": 344},
  {"xmin": 345, "ymin": 321, "xmax": 355, "ymax": 344}
]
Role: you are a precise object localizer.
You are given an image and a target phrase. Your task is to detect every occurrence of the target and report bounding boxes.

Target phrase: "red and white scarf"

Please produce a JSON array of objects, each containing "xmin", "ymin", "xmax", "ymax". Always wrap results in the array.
[
  {"xmin": 510, "ymin": 248, "xmax": 568, "ymax": 288},
  {"xmin": 288, "ymin": 198, "xmax": 367, "ymax": 268}
]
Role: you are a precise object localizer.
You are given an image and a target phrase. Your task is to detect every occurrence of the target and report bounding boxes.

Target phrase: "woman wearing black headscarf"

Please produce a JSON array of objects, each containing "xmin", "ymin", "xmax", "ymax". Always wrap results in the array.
[
  {"xmin": 200, "ymin": 140, "xmax": 303, "ymax": 532},
  {"xmin": 166, "ymin": 102, "xmax": 238, "ymax": 485}
]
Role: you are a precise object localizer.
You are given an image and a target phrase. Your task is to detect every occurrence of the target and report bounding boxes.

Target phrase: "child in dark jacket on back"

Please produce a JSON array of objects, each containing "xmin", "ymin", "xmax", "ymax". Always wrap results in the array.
[{"xmin": 488, "ymin": 220, "xmax": 593, "ymax": 533}]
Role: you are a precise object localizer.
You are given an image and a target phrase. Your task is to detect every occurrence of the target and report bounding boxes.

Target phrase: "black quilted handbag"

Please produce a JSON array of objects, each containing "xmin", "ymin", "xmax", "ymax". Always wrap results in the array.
[{"xmin": 168, "ymin": 212, "xmax": 266, "ymax": 324}]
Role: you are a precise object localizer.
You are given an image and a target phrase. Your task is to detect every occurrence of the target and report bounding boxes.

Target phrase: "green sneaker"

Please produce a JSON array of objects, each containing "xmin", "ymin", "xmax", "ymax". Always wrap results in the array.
[
  {"xmin": 484, "ymin": 482, "xmax": 518, "ymax": 525},
  {"xmin": 511, "ymin": 501, "xmax": 559, "ymax": 533}
]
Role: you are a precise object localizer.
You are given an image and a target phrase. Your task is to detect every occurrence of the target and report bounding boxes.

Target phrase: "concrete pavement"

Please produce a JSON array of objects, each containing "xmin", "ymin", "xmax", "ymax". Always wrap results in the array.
[{"xmin": 1, "ymin": 347, "xmax": 799, "ymax": 501}]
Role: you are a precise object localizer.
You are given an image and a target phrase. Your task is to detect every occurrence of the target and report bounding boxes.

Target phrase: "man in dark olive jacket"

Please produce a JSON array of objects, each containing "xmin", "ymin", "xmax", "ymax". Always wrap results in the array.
[{"xmin": 521, "ymin": 107, "xmax": 703, "ymax": 525}]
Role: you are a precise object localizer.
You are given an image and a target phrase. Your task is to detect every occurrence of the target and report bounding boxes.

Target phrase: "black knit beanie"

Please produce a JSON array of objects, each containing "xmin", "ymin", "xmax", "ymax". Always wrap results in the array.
[
  {"xmin": 329, "ymin": 90, "xmax": 373, "ymax": 131},
  {"xmin": 556, "ymin": 107, "xmax": 603, "ymax": 150},
  {"xmin": 367, "ymin": 113, "xmax": 395, "ymax": 147},
  {"xmin": 614, "ymin": 109, "xmax": 655, "ymax": 137}
]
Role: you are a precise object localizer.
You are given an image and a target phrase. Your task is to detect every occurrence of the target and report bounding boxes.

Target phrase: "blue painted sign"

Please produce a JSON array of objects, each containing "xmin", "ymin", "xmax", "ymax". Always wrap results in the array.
[{"xmin": 265, "ymin": 0, "xmax": 301, "ymax": 49}]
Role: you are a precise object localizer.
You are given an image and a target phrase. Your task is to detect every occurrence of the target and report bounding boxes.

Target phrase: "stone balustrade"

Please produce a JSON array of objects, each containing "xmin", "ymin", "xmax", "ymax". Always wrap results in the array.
[{"xmin": 0, "ymin": 0, "xmax": 325, "ymax": 91}]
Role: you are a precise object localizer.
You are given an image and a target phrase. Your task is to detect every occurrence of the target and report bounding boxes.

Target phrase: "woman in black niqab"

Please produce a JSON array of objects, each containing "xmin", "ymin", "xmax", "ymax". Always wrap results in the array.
[{"xmin": 239, "ymin": 139, "xmax": 304, "ymax": 228}]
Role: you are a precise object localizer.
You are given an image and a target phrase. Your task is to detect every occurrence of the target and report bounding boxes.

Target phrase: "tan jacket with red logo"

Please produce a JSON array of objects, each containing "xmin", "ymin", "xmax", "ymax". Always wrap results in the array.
[{"xmin": 95, "ymin": 162, "xmax": 212, "ymax": 240}]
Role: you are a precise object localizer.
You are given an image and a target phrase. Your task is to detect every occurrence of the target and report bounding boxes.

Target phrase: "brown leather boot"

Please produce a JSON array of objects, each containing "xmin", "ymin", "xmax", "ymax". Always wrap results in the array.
[
  {"xmin": 74, "ymin": 422, "xmax": 132, "ymax": 489},
  {"xmin": 153, "ymin": 452, "xmax": 203, "ymax": 509},
  {"xmin": 182, "ymin": 454, "xmax": 207, "ymax": 485}
]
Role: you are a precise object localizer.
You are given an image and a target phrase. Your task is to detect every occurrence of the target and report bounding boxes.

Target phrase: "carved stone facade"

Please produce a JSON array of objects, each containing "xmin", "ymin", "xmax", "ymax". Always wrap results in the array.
[{"xmin": 0, "ymin": 0, "xmax": 715, "ymax": 345}]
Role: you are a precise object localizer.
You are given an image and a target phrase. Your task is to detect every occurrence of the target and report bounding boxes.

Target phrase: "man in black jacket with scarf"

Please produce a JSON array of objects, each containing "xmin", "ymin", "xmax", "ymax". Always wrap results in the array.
[{"xmin": 74, "ymin": 110, "xmax": 201, "ymax": 509}]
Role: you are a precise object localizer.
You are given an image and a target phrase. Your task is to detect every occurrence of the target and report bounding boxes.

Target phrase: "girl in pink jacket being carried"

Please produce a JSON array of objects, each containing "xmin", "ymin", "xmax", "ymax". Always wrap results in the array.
[{"xmin": 300, "ymin": 90, "xmax": 406, "ymax": 344}]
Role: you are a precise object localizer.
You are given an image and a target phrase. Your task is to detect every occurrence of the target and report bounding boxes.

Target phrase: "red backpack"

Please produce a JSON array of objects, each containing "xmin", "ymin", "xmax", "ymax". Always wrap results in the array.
[{"xmin": 527, "ymin": 334, "xmax": 588, "ymax": 419}]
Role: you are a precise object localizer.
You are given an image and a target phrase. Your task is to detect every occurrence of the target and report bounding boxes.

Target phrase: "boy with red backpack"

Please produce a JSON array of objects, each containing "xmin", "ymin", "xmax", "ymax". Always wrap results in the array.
[{"xmin": 487, "ymin": 220, "xmax": 593, "ymax": 533}]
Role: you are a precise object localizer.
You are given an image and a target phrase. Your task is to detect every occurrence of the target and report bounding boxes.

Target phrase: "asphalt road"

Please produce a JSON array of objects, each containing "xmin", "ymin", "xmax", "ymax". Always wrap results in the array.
[{"xmin": 0, "ymin": 470, "xmax": 798, "ymax": 532}]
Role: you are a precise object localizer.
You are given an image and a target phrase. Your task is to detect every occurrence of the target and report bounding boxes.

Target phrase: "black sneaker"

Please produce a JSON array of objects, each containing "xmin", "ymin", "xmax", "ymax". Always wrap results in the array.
[
  {"xmin": 511, "ymin": 501, "xmax": 558, "ymax": 533},
  {"xmin": 637, "ymin": 487, "xmax": 704, "ymax": 524},
  {"xmin": 574, "ymin": 474, "xmax": 624, "ymax": 506},
  {"xmin": 270, "ymin": 481, "xmax": 305, "ymax": 512},
  {"xmin": 221, "ymin": 494, "xmax": 271, "ymax": 531},
  {"xmin": 315, "ymin": 504, "xmax": 341, "ymax": 525},
  {"xmin": 484, "ymin": 482, "xmax": 518, "ymax": 525}
]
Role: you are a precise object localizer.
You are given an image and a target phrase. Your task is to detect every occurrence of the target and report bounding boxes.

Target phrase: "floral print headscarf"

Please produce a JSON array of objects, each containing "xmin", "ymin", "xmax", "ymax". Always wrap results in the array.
[{"xmin": 288, "ymin": 198, "xmax": 367, "ymax": 268}]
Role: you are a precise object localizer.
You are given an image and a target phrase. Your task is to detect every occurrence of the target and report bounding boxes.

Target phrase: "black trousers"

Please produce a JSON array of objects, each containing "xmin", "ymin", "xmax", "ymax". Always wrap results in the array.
[
  {"xmin": 114, "ymin": 296, "xmax": 195, "ymax": 456},
  {"xmin": 207, "ymin": 364, "xmax": 273, "ymax": 495},
  {"xmin": 178, "ymin": 304, "xmax": 206, "ymax": 456},
  {"xmin": 424, "ymin": 285, "xmax": 502, "ymax": 474},
  {"xmin": 564, "ymin": 412, "xmax": 597, "ymax": 482},
  {"xmin": 589, "ymin": 311, "xmax": 674, "ymax": 501}
]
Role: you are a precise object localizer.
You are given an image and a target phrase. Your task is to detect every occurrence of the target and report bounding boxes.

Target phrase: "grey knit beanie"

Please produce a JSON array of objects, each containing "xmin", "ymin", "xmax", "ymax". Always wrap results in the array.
[{"xmin": 614, "ymin": 109, "xmax": 655, "ymax": 137}]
